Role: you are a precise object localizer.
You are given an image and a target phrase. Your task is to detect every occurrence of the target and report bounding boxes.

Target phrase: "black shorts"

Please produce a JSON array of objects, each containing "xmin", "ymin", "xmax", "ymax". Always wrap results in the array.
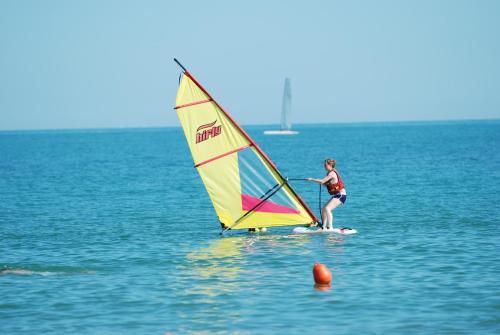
[{"xmin": 332, "ymin": 193, "xmax": 347, "ymax": 205}]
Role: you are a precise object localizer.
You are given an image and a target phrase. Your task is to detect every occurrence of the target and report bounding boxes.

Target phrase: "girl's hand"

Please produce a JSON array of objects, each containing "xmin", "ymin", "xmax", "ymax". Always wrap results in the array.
[{"xmin": 307, "ymin": 177, "xmax": 313, "ymax": 181}]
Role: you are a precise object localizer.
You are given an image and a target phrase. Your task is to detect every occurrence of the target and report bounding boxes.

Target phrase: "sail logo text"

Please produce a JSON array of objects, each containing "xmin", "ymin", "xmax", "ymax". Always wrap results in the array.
[{"xmin": 195, "ymin": 120, "xmax": 222, "ymax": 144}]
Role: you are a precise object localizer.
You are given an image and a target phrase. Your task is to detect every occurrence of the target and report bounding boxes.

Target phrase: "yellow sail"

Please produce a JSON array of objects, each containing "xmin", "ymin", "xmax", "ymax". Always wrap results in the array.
[{"xmin": 174, "ymin": 61, "xmax": 317, "ymax": 230}]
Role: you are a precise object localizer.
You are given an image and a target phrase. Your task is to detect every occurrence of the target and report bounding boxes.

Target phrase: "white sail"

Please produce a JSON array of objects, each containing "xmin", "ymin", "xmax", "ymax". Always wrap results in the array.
[
  {"xmin": 264, "ymin": 78, "xmax": 298, "ymax": 135},
  {"xmin": 281, "ymin": 78, "xmax": 292, "ymax": 131}
]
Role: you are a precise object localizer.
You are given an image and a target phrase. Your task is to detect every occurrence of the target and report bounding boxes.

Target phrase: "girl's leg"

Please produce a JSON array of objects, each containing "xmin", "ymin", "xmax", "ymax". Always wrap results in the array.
[
  {"xmin": 321, "ymin": 207, "xmax": 328, "ymax": 229},
  {"xmin": 324, "ymin": 198, "xmax": 342, "ymax": 229}
]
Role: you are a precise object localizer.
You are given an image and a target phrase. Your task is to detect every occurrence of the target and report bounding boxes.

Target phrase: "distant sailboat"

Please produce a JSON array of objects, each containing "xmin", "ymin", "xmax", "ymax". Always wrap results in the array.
[{"xmin": 264, "ymin": 78, "xmax": 299, "ymax": 135}]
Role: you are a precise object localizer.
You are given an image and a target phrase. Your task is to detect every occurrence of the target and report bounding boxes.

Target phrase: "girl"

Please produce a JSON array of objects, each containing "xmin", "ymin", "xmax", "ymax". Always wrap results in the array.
[{"xmin": 307, "ymin": 159, "xmax": 346, "ymax": 230}]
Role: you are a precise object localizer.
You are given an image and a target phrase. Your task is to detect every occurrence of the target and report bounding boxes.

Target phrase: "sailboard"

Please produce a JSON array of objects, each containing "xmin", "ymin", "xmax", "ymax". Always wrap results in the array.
[
  {"xmin": 173, "ymin": 59, "xmax": 317, "ymax": 232},
  {"xmin": 292, "ymin": 227, "xmax": 357, "ymax": 235},
  {"xmin": 264, "ymin": 78, "xmax": 299, "ymax": 135}
]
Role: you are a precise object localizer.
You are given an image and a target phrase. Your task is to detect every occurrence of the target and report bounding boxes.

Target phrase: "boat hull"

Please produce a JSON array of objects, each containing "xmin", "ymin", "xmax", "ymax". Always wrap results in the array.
[{"xmin": 263, "ymin": 130, "xmax": 299, "ymax": 135}]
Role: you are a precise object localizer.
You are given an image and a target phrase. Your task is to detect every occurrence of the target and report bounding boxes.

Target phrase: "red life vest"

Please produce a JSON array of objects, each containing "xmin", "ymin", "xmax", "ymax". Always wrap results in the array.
[{"xmin": 326, "ymin": 169, "xmax": 345, "ymax": 195}]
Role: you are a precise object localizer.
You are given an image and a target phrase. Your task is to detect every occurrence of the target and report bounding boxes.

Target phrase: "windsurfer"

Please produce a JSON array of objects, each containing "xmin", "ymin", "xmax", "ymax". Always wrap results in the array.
[{"xmin": 307, "ymin": 159, "xmax": 346, "ymax": 230}]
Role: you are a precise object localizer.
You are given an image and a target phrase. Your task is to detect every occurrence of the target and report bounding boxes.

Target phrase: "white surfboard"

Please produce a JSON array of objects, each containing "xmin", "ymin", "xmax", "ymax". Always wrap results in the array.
[{"xmin": 292, "ymin": 227, "xmax": 357, "ymax": 235}]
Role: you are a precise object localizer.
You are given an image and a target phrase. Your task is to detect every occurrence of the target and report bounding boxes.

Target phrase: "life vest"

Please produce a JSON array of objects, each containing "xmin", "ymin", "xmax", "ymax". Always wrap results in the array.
[{"xmin": 326, "ymin": 169, "xmax": 345, "ymax": 195}]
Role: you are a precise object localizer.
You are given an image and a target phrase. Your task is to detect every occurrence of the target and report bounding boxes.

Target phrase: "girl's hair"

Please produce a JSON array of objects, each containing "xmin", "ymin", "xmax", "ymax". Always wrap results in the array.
[{"xmin": 324, "ymin": 159, "xmax": 336, "ymax": 168}]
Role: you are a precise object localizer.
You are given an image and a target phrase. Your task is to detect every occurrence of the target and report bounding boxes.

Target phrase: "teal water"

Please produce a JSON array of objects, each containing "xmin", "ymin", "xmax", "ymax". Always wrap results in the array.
[{"xmin": 1, "ymin": 121, "xmax": 499, "ymax": 334}]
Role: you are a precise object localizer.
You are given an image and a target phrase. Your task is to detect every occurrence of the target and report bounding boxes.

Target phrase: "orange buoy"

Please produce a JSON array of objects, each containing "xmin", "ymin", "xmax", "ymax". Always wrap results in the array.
[{"xmin": 313, "ymin": 262, "xmax": 332, "ymax": 285}]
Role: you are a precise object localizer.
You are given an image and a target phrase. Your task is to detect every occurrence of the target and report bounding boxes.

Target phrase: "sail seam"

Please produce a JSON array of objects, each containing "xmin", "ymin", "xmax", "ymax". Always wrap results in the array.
[
  {"xmin": 195, "ymin": 144, "xmax": 253, "ymax": 168},
  {"xmin": 175, "ymin": 99, "xmax": 212, "ymax": 110}
]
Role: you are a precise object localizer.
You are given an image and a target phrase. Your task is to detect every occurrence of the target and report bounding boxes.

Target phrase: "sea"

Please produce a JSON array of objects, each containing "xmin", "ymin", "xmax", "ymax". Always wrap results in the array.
[{"xmin": 1, "ymin": 120, "xmax": 499, "ymax": 334}]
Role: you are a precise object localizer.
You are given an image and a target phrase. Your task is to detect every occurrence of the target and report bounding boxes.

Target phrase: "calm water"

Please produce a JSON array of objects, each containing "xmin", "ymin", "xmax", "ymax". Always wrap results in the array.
[{"xmin": 1, "ymin": 121, "xmax": 499, "ymax": 334}]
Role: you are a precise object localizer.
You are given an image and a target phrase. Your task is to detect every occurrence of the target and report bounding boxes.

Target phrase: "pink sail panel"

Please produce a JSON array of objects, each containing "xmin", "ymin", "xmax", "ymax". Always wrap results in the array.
[{"xmin": 241, "ymin": 194, "xmax": 300, "ymax": 214}]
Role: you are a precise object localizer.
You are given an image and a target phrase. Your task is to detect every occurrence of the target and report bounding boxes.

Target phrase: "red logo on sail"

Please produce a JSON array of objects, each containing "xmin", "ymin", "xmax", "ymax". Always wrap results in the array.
[{"xmin": 196, "ymin": 120, "xmax": 222, "ymax": 143}]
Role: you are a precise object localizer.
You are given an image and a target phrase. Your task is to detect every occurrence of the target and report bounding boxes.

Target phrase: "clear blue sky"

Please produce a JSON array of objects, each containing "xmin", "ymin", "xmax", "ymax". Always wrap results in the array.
[{"xmin": 1, "ymin": 0, "xmax": 499, "ymax": 130}]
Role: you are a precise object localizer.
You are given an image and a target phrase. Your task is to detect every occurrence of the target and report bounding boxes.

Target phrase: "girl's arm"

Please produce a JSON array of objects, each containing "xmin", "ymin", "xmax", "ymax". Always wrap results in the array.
[{"xmin": 307, "ymin": 173, "xmax": 334, "ymax": 185}]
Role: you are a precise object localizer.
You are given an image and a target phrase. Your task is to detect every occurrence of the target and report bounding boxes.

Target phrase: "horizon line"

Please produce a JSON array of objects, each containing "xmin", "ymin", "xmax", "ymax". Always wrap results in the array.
[{"xmin": 0, "ymin": 117, "xmax": 498, "ymax": 133}]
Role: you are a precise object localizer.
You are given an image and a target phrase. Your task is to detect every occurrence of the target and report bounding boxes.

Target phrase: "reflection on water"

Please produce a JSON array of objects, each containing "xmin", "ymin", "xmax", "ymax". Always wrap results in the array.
[
  {"xmin": 181, "ymin": 233, "xmax": 317, "ymax": 291},
  {"xmin": 185, "ymin": 233, "xmax": 319, "ymax": 279},
  {"xmin": 181, "ymin": 233, "xmax": 335, "ymax": 297},
  {"xmin": 186, "ymin": 236, "xmax": 244, "ymax": 281},
  {"xmin": 323, "ymin": 235, "xmax": 345, "ymax": 253},
  {"xmin": 314, "ymin": 283, "xmax": 331, "ymax": 292}
]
